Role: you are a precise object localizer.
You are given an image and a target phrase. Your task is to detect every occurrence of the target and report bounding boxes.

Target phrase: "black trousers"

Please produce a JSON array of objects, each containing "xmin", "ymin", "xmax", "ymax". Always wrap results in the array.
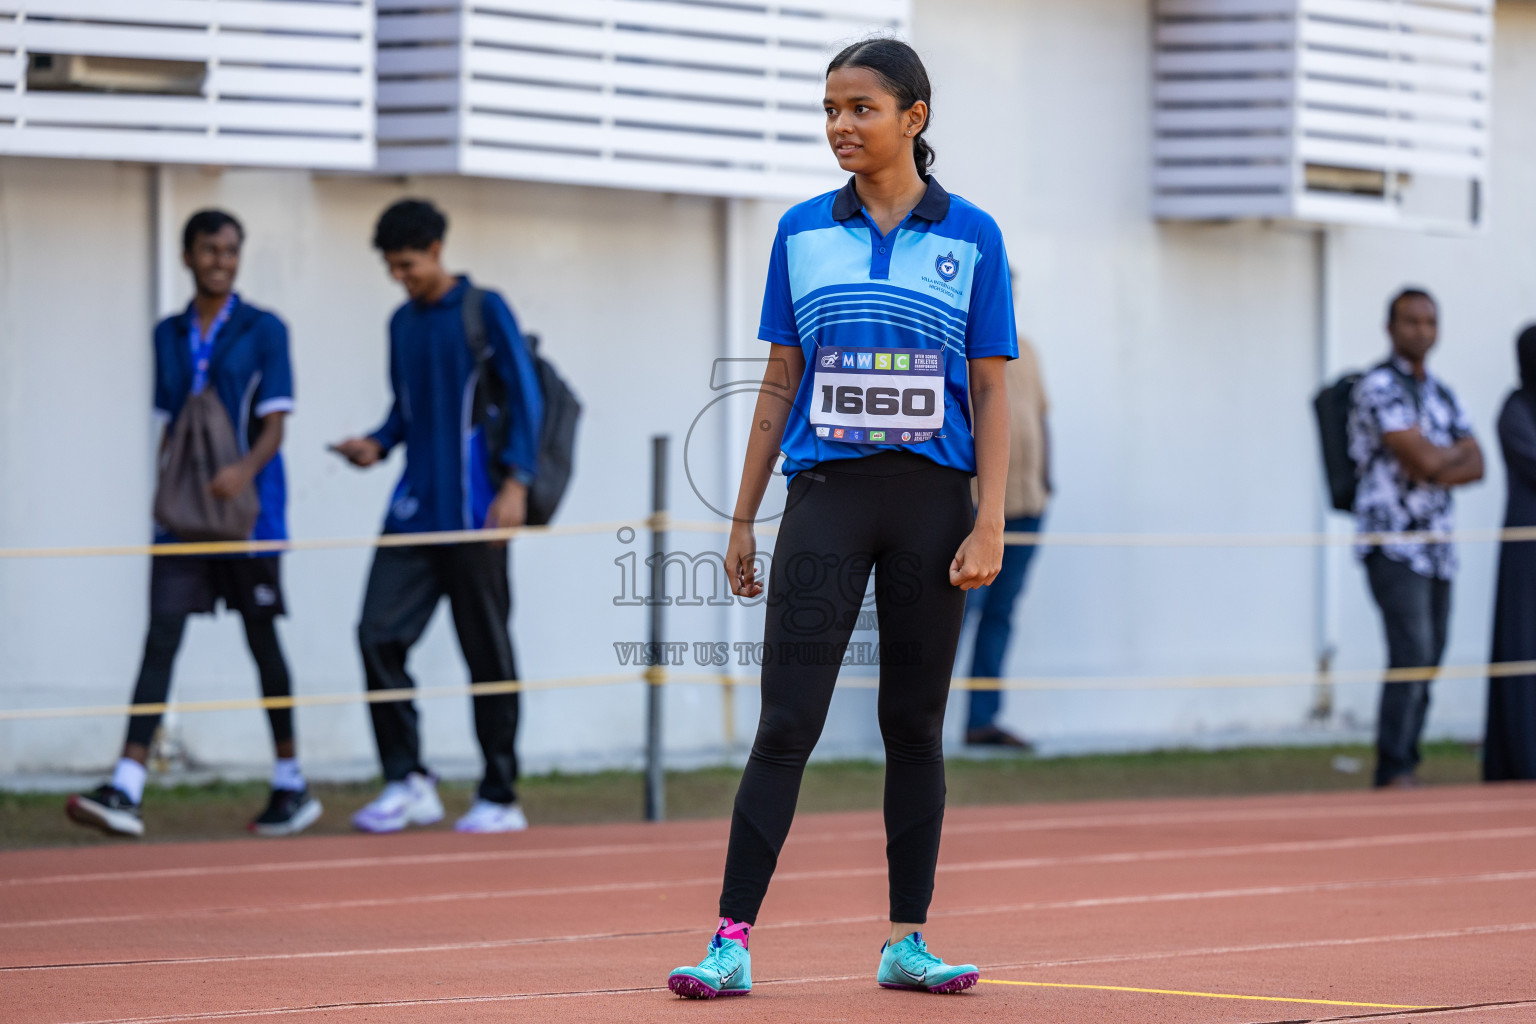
[
  {"xmin": 719, "ymin": 452, "xmax": 973, "ymax": 926},
  {"xmin": 1365, "ymin": 551, "xmax": 1452, "ymax": 786},
  {"xmin": 126, "ymin": 611, "xmax": 294, "ymax": 750},
  {"xmin": 357, "ymin": 543, "xmax": 520, "ymax": 804}
]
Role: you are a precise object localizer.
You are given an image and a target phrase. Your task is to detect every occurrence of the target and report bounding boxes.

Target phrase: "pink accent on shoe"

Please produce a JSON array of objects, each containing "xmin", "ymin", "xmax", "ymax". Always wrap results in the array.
[
  {"xmin": 880, "ymin": 971, "xmax": 980, "ymax": 994},
  {"xmin": 716, "ymin": 917, "xmax": 751, "ymax": 949},
  {"xmin": 669, "ymin": 975, "xmax": 749, "ymax": 999},
  {"xmin": 930, "ymin": 971, "xmax": 980, "ymax": 993}
]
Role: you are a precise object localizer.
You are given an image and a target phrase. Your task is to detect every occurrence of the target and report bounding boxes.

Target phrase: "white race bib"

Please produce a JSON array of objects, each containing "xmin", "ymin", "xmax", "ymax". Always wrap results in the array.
[{"xmin": 809, "ymin": 347, "xmax": 944, "ymax": 444}]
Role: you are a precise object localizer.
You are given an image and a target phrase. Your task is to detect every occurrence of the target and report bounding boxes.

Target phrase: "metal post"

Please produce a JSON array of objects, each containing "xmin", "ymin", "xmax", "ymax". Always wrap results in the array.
[
  {"xmin": 1310, "ymin": 227, "xmax": 1337, "ymax": 724},
  {"xmin": 645, "ymin": 434, "xmax": 669, "ymax": 822}
]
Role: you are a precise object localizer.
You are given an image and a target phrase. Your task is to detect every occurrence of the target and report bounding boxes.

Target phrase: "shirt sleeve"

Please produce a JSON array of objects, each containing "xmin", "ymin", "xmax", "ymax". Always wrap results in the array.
[
  {"xmin": 368, "ymin": 320, "xmax": 406, "ymax": 455},
  {"xmin": 486, "ymin": 291, "xmax": 544, "ymax": 481},
  {"xmin": 1363, "ymin": 372, "xmax": 1418, "ymax": 434},
  {"xmin": 253, "ymin": 316, "xmax": 295, "ymax": 419},
  {"xmin": 964, "ymin": 218, "xmax": 1019, "ymax": 360},
  {"xmin": 757, "ymin": 223, "xmax": 799, "ymax": 347}
]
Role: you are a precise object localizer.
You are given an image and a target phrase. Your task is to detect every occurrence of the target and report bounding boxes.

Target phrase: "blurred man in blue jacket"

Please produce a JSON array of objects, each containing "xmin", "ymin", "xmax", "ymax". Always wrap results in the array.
[{"xmin": 333, "ymin": 199, "xmax": 543, "ymax": 833}]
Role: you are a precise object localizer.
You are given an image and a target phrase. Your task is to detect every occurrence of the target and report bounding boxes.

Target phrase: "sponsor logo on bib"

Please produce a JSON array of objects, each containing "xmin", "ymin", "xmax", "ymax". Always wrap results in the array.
[{"xmin": 809, "ymin": 346, "xmax": 945, "ymax": 445}]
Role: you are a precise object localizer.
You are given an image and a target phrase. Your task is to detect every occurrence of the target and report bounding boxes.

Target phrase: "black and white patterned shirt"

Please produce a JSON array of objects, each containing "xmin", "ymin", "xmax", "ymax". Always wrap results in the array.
[{"xmin": 1347, "ymin": 354, "xmax": 1474, "ymax": 579}]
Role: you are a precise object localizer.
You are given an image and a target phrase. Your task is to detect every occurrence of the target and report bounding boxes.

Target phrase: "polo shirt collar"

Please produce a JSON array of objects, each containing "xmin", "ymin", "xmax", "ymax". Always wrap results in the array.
[
  {"xmin": 831, "ymin": 175, "xmax": 951, "ymax": 223},
  {"xmin": 1389, "ymin": 352, "xmax": 1428, "ymax": 382}
]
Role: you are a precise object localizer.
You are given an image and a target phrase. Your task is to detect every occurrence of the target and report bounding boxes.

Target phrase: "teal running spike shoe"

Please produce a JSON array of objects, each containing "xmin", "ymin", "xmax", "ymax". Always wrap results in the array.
[
  {"xmin": 877, "ymin": 933, "xmax": 979, "ymax": 994},
  {"xmin": 668, "ymin": 934, "xmax": 752, "ymax": 999}
]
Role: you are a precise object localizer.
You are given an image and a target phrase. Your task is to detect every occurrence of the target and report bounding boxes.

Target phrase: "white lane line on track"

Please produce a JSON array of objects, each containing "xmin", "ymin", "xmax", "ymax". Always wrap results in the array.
[
  {"xmin": 6, "ymin": 826, "xmax": 1533, "ymax": 931},
  {"xmin": 7, "ymin": 796, "xmax": 1534, "ymax": 889},
  {"xmin": 55, "ymin": 986, "xmax": 672, "ymax": 1024},
  {"xmin": 1319, "ymin": 1001, "xmax": 1536, "ymax": 1022},
  {"xmin": 6, "ymin": 870, "xmax": 1536, "ymax": 973},
  {"xmin": 983, "ymin": 920, "xmax": 1536, "ymax": 972},
  {"xmin": 47, "ymin": 924, "xmax": 1536, "ymax": 1024}
]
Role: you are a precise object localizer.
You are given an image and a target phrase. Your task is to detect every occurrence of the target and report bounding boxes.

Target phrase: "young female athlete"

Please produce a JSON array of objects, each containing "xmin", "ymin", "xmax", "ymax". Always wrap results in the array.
[{"xmin": 667, "ymin": 38, "xmax": 1016, "ymax": 998}]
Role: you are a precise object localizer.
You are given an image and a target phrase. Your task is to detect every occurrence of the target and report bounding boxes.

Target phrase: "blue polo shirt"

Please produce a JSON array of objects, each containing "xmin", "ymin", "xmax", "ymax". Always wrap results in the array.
[
  {"xmin": 760, "ymin": 175, "xmax": 1018, "ymax": 478},
  {"xmin": 153, "ymin": 294, "xmax": 294, "ymax": 546},
  {"xmin": 368, "ymin": 277, "xmax": 543, "ymax": 534}
]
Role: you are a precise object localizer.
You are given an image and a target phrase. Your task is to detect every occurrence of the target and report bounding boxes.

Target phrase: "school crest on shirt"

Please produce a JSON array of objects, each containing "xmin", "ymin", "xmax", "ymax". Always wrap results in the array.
[{"xmin": 934, "ymin": 252, "xmax": 959, "ymax": 282}]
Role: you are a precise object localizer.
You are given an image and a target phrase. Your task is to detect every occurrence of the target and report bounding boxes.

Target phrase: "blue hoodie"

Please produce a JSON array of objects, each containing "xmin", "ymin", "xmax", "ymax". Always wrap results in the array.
[{"xmin": 368, "ymin": 277, "xmax": 543, "ymax": 534}]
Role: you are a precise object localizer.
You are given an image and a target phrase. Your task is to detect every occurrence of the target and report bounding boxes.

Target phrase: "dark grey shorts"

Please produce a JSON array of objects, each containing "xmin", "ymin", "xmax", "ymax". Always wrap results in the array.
[{"xmin": 149, "ymin": 555, "xmax": 285, "ymax": 618}]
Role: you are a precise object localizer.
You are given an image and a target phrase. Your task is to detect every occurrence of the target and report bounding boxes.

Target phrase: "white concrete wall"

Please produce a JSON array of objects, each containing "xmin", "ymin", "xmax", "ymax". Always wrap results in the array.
[
  {"xmin": 912, "ymin": 0, "xmax": 1536, "ymax": 751},
  {"xmin": 0, "ymin": 166, "xmax": 750, "ymax": 778},
  {"xmin": 1, "ymin": 0, "xmax": 1533, "ymax": 782}
]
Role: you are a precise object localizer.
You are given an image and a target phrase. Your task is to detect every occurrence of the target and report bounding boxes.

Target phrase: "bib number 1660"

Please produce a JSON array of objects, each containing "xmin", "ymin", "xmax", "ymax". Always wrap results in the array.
[{"xmin": 819, "ymin": 384, "xmax": 936, "ymax": 418}]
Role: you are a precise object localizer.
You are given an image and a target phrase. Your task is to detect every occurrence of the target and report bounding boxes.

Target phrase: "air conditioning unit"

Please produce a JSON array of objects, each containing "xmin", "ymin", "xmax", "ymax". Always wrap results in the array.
[
  {"xmin": 27, "ymin": 53, "xmax": 206, "ymax": 96},
  {"xmin": 0, "ymin": 2, "xmax": 374, "ymax": 170},
  {"xmin": 1154, "ymin": 0, "xmax": 1493, "ymax": 232},
  {"xmin": 375, "ymin": 0, "xmax": 911, "ymax": 199}
]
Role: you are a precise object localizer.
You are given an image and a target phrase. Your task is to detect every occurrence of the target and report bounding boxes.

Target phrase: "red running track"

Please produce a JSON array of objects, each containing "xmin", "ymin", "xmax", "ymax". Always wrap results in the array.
[{"xmin": 2, "ymin": 784, "xmax": 1534, "ymax": 1023}]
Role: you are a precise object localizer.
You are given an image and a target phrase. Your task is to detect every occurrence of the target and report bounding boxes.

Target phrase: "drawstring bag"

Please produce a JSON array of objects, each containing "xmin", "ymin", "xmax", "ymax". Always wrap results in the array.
[{"xmin": 152, "ymin": 372, "xmax": 260, "ymax": 542}]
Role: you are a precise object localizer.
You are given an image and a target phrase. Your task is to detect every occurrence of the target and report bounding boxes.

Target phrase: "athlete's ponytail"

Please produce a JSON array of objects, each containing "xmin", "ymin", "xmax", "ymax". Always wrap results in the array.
[{"xmin": 826, "ymin": 38, "xmax": 935, "ymax": 177}]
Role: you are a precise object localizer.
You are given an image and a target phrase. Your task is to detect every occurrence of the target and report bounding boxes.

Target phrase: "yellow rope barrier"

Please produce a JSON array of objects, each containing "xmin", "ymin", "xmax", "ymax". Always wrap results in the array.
[
  {"xmin": 2, "ymin": 511, "xmax": 1533, "ymax": 723},
  {"xmin": 3, "ymin": 660, "xmax": 1533, "ymax": 723},
  {"xmin": 2, "ymin": 517, "xmax": 1535, "ymax": 560},
  {"xmin": 0, "ymin": 520, "xmax": 650, "ymax": 560},
  {"xmin": 0, "ymin": 674, "xmax": 641, "ymax": 722}
]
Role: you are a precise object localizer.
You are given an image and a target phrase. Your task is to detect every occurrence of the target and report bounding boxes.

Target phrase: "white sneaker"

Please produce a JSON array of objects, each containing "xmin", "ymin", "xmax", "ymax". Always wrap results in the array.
[
  {"xmin": 455, "ymin": 799, "xmax": 528, "ymax": 833},
  {"xmin": 351, "ymin": 772, "xmax": 444, "ymax": 833}
]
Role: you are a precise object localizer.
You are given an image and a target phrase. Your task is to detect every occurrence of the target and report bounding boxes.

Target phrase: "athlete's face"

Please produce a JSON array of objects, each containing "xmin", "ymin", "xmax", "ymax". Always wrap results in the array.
[
  {"xmin": 383, "ymin": 241, "xmax": 448, "ymax": 302},
  {"xmin": 1388, "ymin": 295, "xmax": 1439, "ymax": 365},
  {"xmin": 824, "ymin": 67, "xmax": 927, "ymax": 175},
  {"xmin": 183, "ymin": 224, "xmax": 242, "ymax": 299}
]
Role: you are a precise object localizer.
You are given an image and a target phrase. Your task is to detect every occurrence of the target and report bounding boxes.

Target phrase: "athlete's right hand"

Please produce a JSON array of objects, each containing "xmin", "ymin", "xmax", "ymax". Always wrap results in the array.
[
  {"xmin": 329, "ymin": 437, "xmax": 383, "ymax": 467},
  {"xmin": 726, "ymin": 523, "xmax": 762, "ymax": 598}
]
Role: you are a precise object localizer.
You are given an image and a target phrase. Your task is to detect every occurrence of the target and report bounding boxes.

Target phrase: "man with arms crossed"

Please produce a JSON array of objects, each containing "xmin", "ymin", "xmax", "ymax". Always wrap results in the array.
[{"xmin": 1348, "ymin": 288, "xmax": 1483, "ymax": 788}]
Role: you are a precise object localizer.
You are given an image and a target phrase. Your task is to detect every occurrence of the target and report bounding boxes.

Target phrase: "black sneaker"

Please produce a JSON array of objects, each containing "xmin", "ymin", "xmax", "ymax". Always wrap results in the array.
[
  {"xmin": 964, "ymin": 725, "xmax": 1035, "ymax": 751},
  {"xmin": 66, "ymin": 785, "xmax": 145, "ymax": 838},
  {"xmin": 250, "ymin": 787, "xmax": 323, "ymax": 837}
]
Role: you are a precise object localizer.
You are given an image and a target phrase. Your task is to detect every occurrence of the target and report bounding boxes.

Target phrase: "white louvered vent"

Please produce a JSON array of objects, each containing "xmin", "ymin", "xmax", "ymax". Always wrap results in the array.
[
  {"xmin": 0, "ymin": 0, "xmax": 374, "ymax": 169},
  {"xmin": 1154, "ymin": 0, "xmax": 1492, "ymax": 231},
  {"xmin": 376, "ymin": 0, "xmax": 910, "ymax": 199}
]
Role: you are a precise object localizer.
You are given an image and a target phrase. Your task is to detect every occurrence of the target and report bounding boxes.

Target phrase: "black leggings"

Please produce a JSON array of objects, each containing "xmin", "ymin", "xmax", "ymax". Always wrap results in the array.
[
  {"xmin": 125, "ymin": 613, "xmax": 294, "ymax": 749},
  {"xmin": 719, "ymin": 452, "xmax": 973, "ymax": 925}
]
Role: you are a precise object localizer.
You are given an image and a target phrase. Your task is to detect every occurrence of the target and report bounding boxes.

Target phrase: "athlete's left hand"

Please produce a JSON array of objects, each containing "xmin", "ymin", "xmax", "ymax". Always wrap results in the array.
[
  {"xmin": 949, "ymin": 523, "xmax": 1004, "ymax": 590},
  {"xmin": 208, "ymin": 462, "xmax": 255, "ymax": 501},
  {"xmin": 486, "ymin": 479, "xmax": 529, "ymax": 537}
]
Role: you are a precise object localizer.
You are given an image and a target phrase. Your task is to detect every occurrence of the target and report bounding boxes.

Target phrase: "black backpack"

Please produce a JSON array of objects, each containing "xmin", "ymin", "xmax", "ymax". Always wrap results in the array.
[
  {"xmin": 462, "ymin": 286, "xmax": 581, "ymax": 526},
  {"xmin": 1313, "ymin": 361, "xmax": 1422, "ymax": 513}
]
